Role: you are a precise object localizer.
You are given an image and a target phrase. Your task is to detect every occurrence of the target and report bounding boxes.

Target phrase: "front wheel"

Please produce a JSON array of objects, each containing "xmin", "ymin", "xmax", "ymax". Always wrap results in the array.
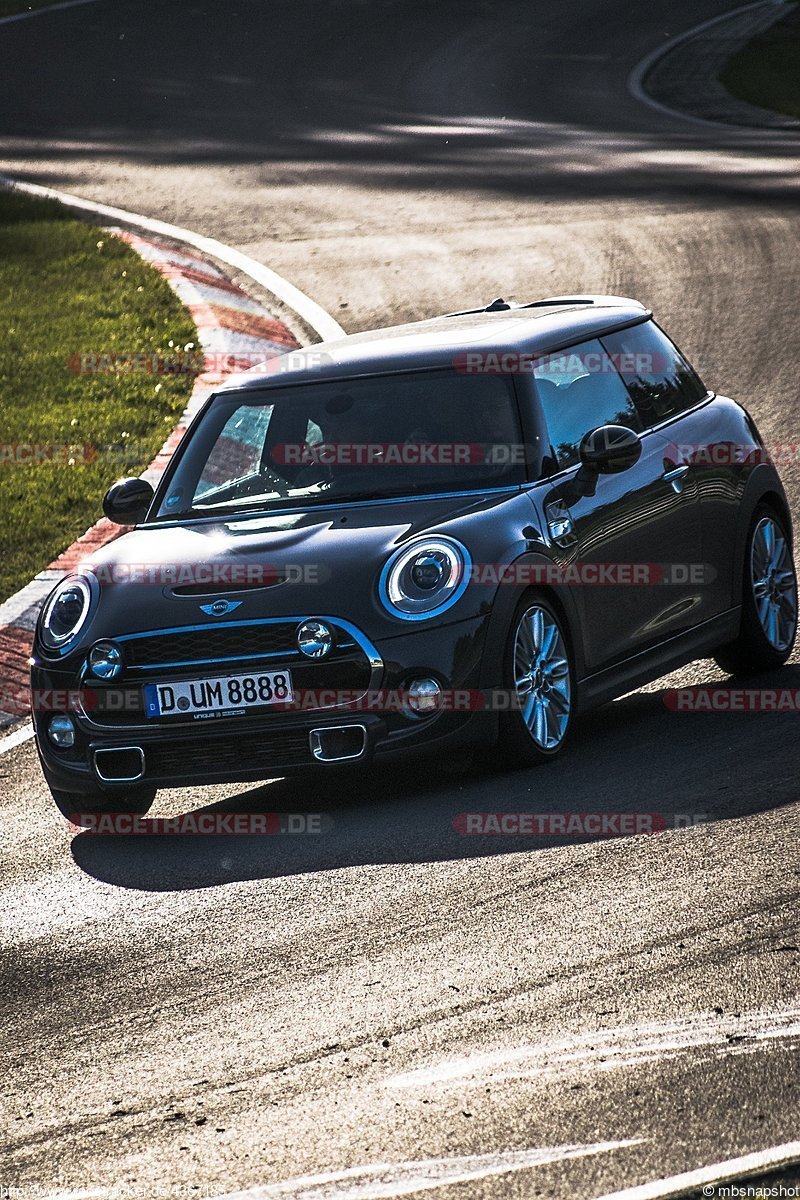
[
  {"xmin": 49, "ymin": 786, "xmax": 157, "ymax": 825},
  {"xmin": 714, "ymin": 505, "xmax": 798, "ymax": 674},
  {"xmin": 497, "ymin": 594, "xmax": 574, "ymax": 766}
]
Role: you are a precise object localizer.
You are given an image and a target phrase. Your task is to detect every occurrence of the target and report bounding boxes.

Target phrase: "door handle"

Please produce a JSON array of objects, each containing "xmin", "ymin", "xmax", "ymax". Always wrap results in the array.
[{"xmin": 663, "ymin": 463, "xmax": 689, "ymax": 494}]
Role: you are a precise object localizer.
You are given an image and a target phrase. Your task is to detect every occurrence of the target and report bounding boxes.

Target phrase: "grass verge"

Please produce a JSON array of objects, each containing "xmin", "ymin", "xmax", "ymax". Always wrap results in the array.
[
  {"xmin": 0, "ymin": 188, "xmax": 197, "ymax": 601},
  {"xmin": 719, "ymin": 5, "xmax": 800, "ymax": 121}
]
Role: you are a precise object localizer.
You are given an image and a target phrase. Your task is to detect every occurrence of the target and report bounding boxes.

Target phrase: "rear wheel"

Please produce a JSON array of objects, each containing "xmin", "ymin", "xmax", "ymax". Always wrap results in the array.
[
  {"xmin": 49, "ymin": 785, "xmax": 156, "ymax": 825},
  {"xmin": 497, "ymin": 594, "xmax": 574, "ymax": 766},
  {"xmin": 714, "ymin": 505, "xmax": 798, "ymax": 674}
]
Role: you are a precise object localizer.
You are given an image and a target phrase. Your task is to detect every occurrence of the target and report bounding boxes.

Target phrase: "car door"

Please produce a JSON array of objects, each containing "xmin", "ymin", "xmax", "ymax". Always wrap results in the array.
[
  {"xmin": 532, "ymin": 337, "xmax": 704, "ymax": 674},
  {"xmin": 601, "ymin": 319, "xmax": 736, "ymax": 622}
]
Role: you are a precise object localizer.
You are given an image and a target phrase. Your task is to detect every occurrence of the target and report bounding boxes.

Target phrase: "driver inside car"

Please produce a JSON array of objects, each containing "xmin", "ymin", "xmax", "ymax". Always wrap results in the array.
[{"xmin": 293, "ymin": 393, "xmax": 372, "ymax": 492}]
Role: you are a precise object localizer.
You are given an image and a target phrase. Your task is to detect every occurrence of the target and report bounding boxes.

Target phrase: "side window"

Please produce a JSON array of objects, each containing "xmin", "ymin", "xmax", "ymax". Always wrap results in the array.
[
  {"xmin": 195, "ymin": 404, "xmax": 273, "ymax": 498},
  {"xmin": 601, "ymin": 321, "xmax": 706, "ymax": 427},
  {"xmin": 533, "ymin": 338, "xmax": 643, "ymax": 470}
]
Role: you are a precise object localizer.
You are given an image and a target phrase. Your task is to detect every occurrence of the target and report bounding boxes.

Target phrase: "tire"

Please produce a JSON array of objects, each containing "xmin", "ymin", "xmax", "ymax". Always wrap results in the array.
[
  {"xmin": 496, "ymin": 593, "xmax": 574, "ymax": 766},
  {"xmin": 49, "ymin": 785, "xmax": 157, "ymax": 825},
  {"xmin": 714, "ymin": 503, "xmax": 798, "ymax": 675}
]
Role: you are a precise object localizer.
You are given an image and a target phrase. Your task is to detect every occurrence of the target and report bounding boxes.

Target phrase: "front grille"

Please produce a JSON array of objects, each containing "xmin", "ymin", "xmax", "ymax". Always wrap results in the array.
[
  {"xmin": 146, "ymin": 729, "xmax": 312, "ymax": 777},
  {"xmin": 82, "ymin": 651, "xmax": 374, "ymax": 729},
  {"xmin": 123, "ymin": 622, "xmax": 299, "ymax": 668}
]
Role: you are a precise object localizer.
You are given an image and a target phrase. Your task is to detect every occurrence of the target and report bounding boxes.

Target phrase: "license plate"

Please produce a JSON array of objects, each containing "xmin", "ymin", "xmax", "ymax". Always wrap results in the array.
[{"xmin": 144, "ymin": 669, "xmax": 293, "ymax": 720}]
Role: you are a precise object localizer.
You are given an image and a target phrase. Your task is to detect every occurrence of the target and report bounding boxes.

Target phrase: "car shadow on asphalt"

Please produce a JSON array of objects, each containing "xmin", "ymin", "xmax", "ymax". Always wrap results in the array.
[{"xmin": 70, "ymin": 663, "xmax": 800, "ymax": 891}]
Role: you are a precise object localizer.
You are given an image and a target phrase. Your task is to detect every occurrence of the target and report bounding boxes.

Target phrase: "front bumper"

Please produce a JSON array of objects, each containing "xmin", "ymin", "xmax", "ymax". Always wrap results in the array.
[{"xmin": 32, "ymin": 613, "xmax": 496, "ymax": 795}]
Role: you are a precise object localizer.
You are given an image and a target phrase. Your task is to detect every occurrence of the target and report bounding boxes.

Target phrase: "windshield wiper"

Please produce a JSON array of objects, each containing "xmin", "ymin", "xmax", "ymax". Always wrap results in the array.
[{"xmin": 156, "ymin": 481, "xmax": 487, "ymax": 521}]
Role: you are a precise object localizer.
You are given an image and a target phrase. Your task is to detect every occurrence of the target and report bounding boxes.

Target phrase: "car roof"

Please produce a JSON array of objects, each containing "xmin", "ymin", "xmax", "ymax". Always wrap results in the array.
[{"xmin": 222, "ymin": 295, "xmax": 651, "ymax": 393}]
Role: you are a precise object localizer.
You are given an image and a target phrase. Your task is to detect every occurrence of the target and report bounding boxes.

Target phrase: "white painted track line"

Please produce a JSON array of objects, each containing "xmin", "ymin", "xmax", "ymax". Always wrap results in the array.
[
  {"xmin": 0, "ymin": 722, "xmax": 34, "ymax": 754},
  {"xmin": 627, "ymin": 0, "xmax": 790, "ymax": 131},
  {"xmin": 0, "ymin": 0, "xmax": 102, "ymax": 26},
  {"xmin": 204, "ymin": 1140, "xmax": 642, "ymax": 1200},
  {"xmin": 591, "ymin": 1141, "xmax": 800, "ymax": 1200}
]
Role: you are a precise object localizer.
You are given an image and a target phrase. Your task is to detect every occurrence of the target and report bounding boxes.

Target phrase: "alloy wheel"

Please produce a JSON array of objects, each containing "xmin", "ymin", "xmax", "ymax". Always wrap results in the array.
[
  {"xmin": 512, "ymin": 605, "xmax": 571, "ymax": 750},
  {"xmin": 750, "ymin": 515, "xmax": 797, "ymax": 652}
]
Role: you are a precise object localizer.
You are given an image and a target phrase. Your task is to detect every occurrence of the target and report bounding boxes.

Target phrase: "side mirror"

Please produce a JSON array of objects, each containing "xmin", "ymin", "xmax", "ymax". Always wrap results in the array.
[
  {"xmin": 567, "ymin": 425, "xmax": 642, "ymax": 500},
  {"xmin": 102, "ymin": 477, "xmax": 155, "ymax": 525},
  {"xmin": 579, "ymin": 425, "xmax": 642, "ymax": 474}
]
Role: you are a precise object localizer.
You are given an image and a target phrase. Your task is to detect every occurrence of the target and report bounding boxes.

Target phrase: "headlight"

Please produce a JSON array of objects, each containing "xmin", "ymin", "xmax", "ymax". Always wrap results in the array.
[
  {"xmin": 40, "ymin": 576, "xmax": 94, "ymax": 651},
  {"xmin": 379, "ymin": 536, "xmax": 471, "ymax": 620}
]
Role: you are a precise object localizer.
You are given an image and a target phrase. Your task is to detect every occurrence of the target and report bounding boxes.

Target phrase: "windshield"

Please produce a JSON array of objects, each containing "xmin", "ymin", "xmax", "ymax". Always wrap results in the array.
[{"xmin": 153, "ymin": 370, "xmax": 526, "ymax": 518}]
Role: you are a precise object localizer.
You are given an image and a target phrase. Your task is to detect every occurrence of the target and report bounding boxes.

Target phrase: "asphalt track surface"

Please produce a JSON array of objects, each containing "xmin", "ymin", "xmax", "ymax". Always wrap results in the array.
[{"xmin": 1, "ymin": 2, "xmax": 799, "ymax": 1197}]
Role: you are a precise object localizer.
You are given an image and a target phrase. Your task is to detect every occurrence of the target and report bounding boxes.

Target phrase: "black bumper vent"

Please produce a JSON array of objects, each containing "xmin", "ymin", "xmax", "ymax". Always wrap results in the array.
[{"xmin": 146, "ymin": 729, "xmax": 312, "ymax": 778}]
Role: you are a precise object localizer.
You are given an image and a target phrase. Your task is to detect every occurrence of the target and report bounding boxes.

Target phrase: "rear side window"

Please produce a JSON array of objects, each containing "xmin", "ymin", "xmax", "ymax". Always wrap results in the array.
[
  {"xmin": 601, "ymin": 321, "xmax": 706, "ymax": 426},
  {"xmin": 533, "ymin": 338, "xmax": 642, "ymax": 470}
]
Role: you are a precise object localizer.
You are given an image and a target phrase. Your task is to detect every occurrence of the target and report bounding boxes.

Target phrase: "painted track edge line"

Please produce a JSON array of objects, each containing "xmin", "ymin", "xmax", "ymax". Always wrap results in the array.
[
  {"xmin": 0, "ymin": 175, "xmax": 347, "ymax": 343},
  {"xmin": 591, "ymin": 1140, "xmax": 800, "ymax": 1200},
  {"xmin": 627, "ymin": 0, "xmax": 795, "ymax": 132},
  {"xmin": 0, "ymin": 722, "xmax": 34, "ymax": 754},
  {"xmin": 0, "ymin": 0, "xmax": 102, "ymax": 26}
]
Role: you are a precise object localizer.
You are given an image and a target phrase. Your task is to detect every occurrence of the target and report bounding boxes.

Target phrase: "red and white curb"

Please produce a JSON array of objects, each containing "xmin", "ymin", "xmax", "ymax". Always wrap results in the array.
[{"xmin": 0, "ymin": 226, "xmax": 310, "ymax": 735}]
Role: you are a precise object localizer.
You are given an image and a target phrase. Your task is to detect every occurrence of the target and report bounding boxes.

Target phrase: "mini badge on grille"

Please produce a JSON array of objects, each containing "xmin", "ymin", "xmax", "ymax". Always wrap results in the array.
[{"xmin": 199, "ymin": 599, "xmax": 243, "ymax": 617}]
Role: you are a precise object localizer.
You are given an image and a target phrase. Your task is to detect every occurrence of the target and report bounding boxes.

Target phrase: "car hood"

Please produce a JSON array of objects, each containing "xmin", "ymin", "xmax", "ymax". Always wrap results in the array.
[{"xmin": 68, "ymin": 490, "xmax": 532, "ymax": 646}]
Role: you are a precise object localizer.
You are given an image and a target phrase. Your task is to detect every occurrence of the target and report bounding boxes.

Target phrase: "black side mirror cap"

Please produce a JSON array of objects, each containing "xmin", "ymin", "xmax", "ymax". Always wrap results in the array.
[
  {"xmin": 579, "ymin": 425, "xmax": 642, "ymax": 476},
  {"xmin": 557, "ymin": 425, "xmax": 642, "ymax": 502},
  {"xmin": 102, "ymin": 477, "xmax": 155, "ymax": 525}
]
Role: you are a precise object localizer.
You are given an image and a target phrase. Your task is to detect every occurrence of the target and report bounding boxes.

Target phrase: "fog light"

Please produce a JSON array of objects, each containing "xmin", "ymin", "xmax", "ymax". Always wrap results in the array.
[
  {"xmin": 297, "ymin": 620, "xmax": 333, "ymax": 658},
  {"xmin": 404, "ymin": 677, "xmax": 442, "ymax": 717},
  {"xmin": 48, "ymin": 714, "xmax": 76, "ymax": 748},
  {"xmin": 88, "ymin": 640, "xmax": 123, "ymax": 680}
]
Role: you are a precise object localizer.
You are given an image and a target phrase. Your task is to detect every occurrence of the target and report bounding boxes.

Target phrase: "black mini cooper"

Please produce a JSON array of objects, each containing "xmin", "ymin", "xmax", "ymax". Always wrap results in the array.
[{"xmin": 32, "ymin": 295, "xmax": 797, "ymax": 820}]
